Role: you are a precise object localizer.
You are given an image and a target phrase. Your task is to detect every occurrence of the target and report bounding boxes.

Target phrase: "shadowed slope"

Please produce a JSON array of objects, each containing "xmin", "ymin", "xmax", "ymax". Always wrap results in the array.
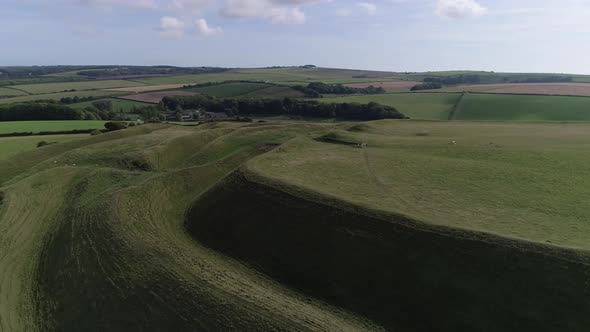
[{"xmin": 186, "ymin": 169, "xmax": 590, "ymax": 332}]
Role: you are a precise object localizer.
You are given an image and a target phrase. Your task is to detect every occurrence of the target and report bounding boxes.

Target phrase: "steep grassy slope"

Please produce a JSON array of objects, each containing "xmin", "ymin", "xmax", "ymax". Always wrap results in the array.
[
  {"xmin": 0, "ymin": 122, "xmax": 380, "ymax": 331},
  {"xmin": 188, "ymin": 170, "xmax": 590, "ymax": 332},
  {"xmin": 1, "ymin": 120, "xmax": 589, "ymax": 331}
]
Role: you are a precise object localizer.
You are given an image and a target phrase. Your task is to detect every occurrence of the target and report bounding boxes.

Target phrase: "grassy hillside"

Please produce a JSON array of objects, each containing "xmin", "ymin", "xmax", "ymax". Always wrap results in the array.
[
  {"xmin": 0, "ymin": 134, "xmax": 88, "ymax": 160},
  {"xmin": 453, "ymin": 93, "xmax": 590, "ymax": 121},
  {"xmin": 321, "ymin": 93, "xmax": 460, "ymax": 120},
  {"xmin": 0, "ymin": 120, "xmax": 106, "ymax": 134},
  {"xmin": 0, "ymin": 120, "xmax": 589, "ymax": 331}
]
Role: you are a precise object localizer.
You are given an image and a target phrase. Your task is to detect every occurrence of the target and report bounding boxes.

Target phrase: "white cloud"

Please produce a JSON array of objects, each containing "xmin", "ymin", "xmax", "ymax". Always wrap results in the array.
[
  {"xmin": 196, "ymin": 18, "xmax": 223, "ymax": 35},
  {"xmin": 436, "ymin": 0, "xmax": 487, "ymax": 19},
  {"xmin": 158, "ymin": 16, "xmax": 186, "ymax": 37},
  {"xmin": 358, "ymin": 2, "xmax": 376, "ymax": 15},
  {"xmin": 221, "ymin": 0, "xmax": 319, "ymax": 24}
]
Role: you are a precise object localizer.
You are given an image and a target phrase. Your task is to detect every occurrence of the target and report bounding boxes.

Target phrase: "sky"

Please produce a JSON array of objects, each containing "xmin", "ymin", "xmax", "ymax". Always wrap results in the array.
[{"xmin": 2, "ymin": 0, "xmax": 590, "ymax": 73}]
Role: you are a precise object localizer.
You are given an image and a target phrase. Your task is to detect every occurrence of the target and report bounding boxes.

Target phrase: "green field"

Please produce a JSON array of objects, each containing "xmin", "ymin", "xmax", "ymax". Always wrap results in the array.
[
  {"xmin": 182, "ymin": 82, "xmax": 303, "ymax": 98},
  {"xmin": 186, "ymin": 82, "xmax": 272, "ymax": 97},
  {"xmin": 134, "ymin": 67, "xmax": 402, "ymax": 85},
  {"xmin": 0, "ymin": 87, "xmax": 28, "ymax": 98},
  {"xmin": 0, "ymin": 120, "xmax": 106, "ymax": 134},
  {"xmin": 0, "ymin": 90, "xmax": 124, "ymax": 105},
  {"xmin": 6, "ymin": 80, "xmax": 144, "ymax": 95},
  {"xmin": 70, "ymin": 98, "xmax": 151, "ymax": 112},
  {"xmin": 0, "ymin": 134, "xmax": 88, "ymax": 160},
  {"xmin": 0, "ymin": 120, "xmax": 588, "ymax": 331},
  {"xmin": 241, "ymin": 85, "xmax": 305, "ymax": 98},
  {"xmin": 321, "ymin": 93, "xmax": 460, "ymax": 120},
  {"xmin": 453, "ymin": 93, "xmax": 590, "ymax": 121}
]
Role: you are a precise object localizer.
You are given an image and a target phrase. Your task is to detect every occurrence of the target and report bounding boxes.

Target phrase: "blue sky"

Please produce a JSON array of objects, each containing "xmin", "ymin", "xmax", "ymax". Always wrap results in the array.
[{"xmin": 2, "ymin": 0, "xmax": 590, "ymax": 73}]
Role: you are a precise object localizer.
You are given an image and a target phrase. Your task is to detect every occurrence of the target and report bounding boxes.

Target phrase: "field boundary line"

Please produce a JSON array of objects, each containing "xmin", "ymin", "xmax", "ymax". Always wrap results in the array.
[
  {"xmin": 448, "ymin": 92, "xmax": 466, "ymax": 120},
  {"xmin": 2, "ymin": 86, "xmax": 32, "ymax": 95}
]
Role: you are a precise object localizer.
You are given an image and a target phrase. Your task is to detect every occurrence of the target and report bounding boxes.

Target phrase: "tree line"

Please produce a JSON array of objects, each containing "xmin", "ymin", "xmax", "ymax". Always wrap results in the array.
[
  {"xmin": 411, "ymin": 83, "xmax": 442, "ymax": 91},
  {"xmin": 293, "ymin": 82, "xmax": 386, "ymax": 97},
  {"xmin": 509, "ymin": 76, "xmax": 573, "ymax": 83},
  {"xmin": 423, "ymin": 75, "xmax": 481, "ymax": 85},
  {"xmin": 161, "ymin": 95, "xmax": 407, "ymax": 121},
  {"xmin": 0, "ymin": 100, "xmax": 135, "ymax": 121}
]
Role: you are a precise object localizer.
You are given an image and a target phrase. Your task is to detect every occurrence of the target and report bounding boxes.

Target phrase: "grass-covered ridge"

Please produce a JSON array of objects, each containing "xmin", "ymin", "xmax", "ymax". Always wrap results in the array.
[{"xmin": 0, "ymin": 120, "xmax": 589, "ymax": 331}]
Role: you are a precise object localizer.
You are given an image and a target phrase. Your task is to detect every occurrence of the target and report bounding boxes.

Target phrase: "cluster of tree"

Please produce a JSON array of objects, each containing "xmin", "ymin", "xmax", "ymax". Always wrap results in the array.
[
  {"xmin": 59, "ymin": 96, "xmax": 99, "ymax": 104},
  {"xmin": 423, "ymin": 75, "xmax": 481, "ymax": 85},
  {"xmin": 509, "ymin": 76, "xmax": 573, "ymax": 83},
  {"xmin": 104, "ymin": 121, "xmax": 129, "ymax": 131},
  {"xmin": 0, "ymin": 101, "xmax": 128, "ymax": 121},
  {"xmin": 161, "ymin": 95, "xmax": 407, "ymax": 121},
  {"xmin": 293, "ymin": 82, "xmax": 386, "ymax": 97},
  {"xmin": 78, "ymin": 66, "xmax": 228, "ymax": 78},
  {"xmin": 410, "ymin": 82, "xmax": 443, "ymax": 91},
  {"xmin": 0, "ymin": 103, "xmax": 99, "ymax": 121}
]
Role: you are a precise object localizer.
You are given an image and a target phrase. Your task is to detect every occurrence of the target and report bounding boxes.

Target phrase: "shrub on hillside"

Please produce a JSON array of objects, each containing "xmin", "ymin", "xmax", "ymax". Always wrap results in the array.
[
  {"xmin": 90, "ymin": 129, "xmax": 103, "ymax": 136},
  {"xmin": 104, "ymin": 122, "xmax": 128, "ymax": 131},
  {"xmin": 37, "ymin": 141, "xmax": 54, "ymax": 148}
]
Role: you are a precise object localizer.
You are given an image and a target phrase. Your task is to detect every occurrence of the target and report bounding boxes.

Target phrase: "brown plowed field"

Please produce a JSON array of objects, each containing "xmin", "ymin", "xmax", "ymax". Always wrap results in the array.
[
  {"xmin": 118, "ymin": 91, "xmax": 195, "ymax": 103},
  {"xmin": 106, "ymin": 84, "xmax": 190, "ymax": 93},
  {"xmin": 438, "ymin": 83, "xmax": 590, "ymax": 96}
]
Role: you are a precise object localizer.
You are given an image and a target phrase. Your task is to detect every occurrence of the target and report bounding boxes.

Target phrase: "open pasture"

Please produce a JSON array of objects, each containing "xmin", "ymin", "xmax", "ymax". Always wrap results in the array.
[
  {"xmin": 439, "ymin": 82, "xmax": 590, "ymax": 96},
  {"xmin": 454, "ymin": 93, "xmax": 590, "ymax": 121},
  {"xmin": 0, "ymin": 87, "xmax": 28, "ymax": 98},
  {"xmin": 0, "ymin": 134, "xmax": 88, "ymax": 160},
  {"xmin": 321, "ymin": 93, "xmax": 461, "ymax": 120}
]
